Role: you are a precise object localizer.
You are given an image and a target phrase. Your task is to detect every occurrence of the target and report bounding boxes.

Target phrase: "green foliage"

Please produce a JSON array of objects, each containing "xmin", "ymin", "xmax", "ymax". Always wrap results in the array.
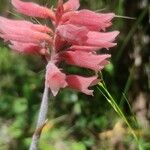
[{"xmin": 98, "ymin": 82, "xmax": 142, "ymax": 149}]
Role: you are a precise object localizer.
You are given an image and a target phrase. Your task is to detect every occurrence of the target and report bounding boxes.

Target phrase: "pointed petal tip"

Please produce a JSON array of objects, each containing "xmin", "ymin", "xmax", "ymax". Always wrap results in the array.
[
  {"xmin": 114, "ymin": 31, "xmax": 120, "ymax": 37},
  {"xmin": 51, "ymin": 90, "xmax": 58, "ymax": 96},
  {"xmin": 85, "ymin": 90, "xmax": 94, "ymax": 96},
  {"xmin": 63, "ymin": 0, "xmax": 80, "ymax": 12}
]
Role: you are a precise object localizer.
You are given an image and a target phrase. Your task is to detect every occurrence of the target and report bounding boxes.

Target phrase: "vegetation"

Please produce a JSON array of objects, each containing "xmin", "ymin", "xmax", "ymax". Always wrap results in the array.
[{"xmin": 0, "ymin": 0, "xmax": 149, "ymax": 150}]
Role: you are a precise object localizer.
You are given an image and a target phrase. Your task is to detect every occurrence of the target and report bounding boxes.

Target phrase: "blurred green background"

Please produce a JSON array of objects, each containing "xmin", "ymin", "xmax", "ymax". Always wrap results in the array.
[{"xmin": 0, "ymin": 0, "xmax": 149, "ymax": 150}]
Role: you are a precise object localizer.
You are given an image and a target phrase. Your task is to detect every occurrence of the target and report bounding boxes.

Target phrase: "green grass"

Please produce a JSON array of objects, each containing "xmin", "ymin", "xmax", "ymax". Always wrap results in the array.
[{"xmin": 98, "ymin": 75, "xmax": 143, "ymax": 150}]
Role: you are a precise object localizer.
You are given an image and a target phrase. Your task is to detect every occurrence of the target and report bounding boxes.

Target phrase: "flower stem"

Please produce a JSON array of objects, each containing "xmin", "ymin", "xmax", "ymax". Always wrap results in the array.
[{"xmin": 29, "ymin": 85, "xmax": 49, "ymax": 150}]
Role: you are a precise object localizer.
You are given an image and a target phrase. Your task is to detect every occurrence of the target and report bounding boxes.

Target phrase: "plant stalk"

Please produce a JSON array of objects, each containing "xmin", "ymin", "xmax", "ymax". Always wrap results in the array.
[{"xmin": 29, "ymin": 85, "xmax": 49, "ymax": 150}]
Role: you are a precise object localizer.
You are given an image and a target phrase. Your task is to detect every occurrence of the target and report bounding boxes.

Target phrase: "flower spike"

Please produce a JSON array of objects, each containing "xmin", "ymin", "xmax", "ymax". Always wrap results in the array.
[{"xmin": 0, "ymin": 0, "xmax": 119, "ymax": 96}]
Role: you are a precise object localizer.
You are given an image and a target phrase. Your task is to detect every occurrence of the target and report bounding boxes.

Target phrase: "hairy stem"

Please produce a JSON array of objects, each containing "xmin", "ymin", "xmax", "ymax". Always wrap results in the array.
[{"xmin": 29, "ymin": 85, "xmax": 49, "ymax": 150}]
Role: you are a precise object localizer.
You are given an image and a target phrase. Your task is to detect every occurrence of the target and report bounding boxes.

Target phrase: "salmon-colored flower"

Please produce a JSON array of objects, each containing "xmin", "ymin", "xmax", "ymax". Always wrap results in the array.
[
  {"xmin": 61, "ymin": 51, "xmax": 110, "ymax": 71},
  {"xmin": 66, "ymin": 75, "xmax": 99, "ymax": 95},
  {"xmin": 45, "ymin": 62, "xmax": 67, "ymax": 96},
  {"xmin": 11, "ymin": 0, "xmax": 55, "ymax": 19},
  {"xmin": 62, "ymin": 10, "xmax": 115, "ymax": 31},
  {"xmin": 56, "ymin": 24, "xmax": 88, "ymax": 45},
  {"xmin": 9, "ymin": 41, "xmax": 41, "ymax": 54},
  {"xmin": 0, "ymin": 0, "xmax": 119, "ymax": 96}
]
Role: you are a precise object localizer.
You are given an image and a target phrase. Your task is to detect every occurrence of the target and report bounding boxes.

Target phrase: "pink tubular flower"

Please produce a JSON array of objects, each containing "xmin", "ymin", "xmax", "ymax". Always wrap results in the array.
[
  {"xmin": 61, "ymin": 51, "xmax": 110, "ymax": 71},
  {"xmin": 56, "ymin": 24, "xmax": 88, "ymax": 45},
  {"xmin": 0, "ymin": 16, "xmax": 52, "ymax": 33},
  {"xmin": 85, "ymin": 31, "xmax": 119, "ymax": 48},
  {"xmin": 0, "ymin": 0, "xmax": 119, "ymax": 96},
  {"xmin": 45, "ymin": 62, "xmax": 67, "ymax": 96},
  {"xmin": 11, "ymin": 0, "xmax": 55, "ymax": 19},
  {"xmin": 61, "ymin": 10, "xmax": 115, "ymax": 31},
  {"xmin": 66, "ymin": 75, "xmax": 99, "ymax": 96},
  {"xmin": 9, "ymin": 41, "xmax": 41, "ymax": 54}
]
